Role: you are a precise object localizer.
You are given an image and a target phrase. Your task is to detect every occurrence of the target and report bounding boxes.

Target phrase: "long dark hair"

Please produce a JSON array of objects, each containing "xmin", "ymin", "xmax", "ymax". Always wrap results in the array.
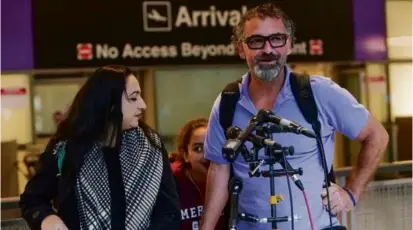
[{"xmin": 52, "ymin": 65, "xmax": 161, "ymax": 171}]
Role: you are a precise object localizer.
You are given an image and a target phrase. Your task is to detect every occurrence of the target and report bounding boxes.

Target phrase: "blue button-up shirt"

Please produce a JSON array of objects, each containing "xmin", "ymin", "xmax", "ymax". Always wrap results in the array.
[{"xmin": 204, "ymin": 66, "xmax": 369, "ymax": 230}]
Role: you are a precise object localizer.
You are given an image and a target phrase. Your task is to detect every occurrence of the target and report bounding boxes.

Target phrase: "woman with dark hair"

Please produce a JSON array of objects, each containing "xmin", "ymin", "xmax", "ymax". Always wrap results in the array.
[
  {"xmin": 170, "ymin": 118, "xmax": 223, "ymax": 230},
  {"xmin": 20, "ymin": 65, "xmax": 180, "ymax": 230}
]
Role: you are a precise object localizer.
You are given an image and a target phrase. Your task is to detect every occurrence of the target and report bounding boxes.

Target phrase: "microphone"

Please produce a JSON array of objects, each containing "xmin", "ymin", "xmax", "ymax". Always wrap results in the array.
[
  {"xmin": 226, "ymin": 126, "xmax": 282, "ymax": 149},
  {"xmin": 279, "ymin": 157, "xmax": 304, "ymax": 191},
  {"xmin": 258, "ymin": 109, "xmax": 316, "ymax": 138},
  {"xmin": 228, "ymin": 177, "xmax": 243, "ymax": 230},
  {"xmin": 222, "ymin": 119, "xmax": 258, "ymax": 160}
]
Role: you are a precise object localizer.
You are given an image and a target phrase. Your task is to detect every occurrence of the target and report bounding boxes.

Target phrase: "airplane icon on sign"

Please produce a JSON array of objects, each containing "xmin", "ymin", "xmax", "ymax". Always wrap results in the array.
[
  {"xmin": 142, "ymin": 1, "xmax": 172, "ymax": 32},
  {"xmin": 148, "ymin": 9, "xmax": 167, "ymax": 22}
]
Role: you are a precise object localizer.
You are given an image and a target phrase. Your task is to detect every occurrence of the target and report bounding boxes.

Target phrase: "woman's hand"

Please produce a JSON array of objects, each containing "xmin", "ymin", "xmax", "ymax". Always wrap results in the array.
[{"xmin": 41, "ymin": 215, "xmax": 68, "ymax": 230}]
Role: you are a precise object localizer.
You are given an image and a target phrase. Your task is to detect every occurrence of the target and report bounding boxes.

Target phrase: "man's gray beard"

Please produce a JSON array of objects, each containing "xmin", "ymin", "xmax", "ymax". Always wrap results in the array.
[{"xmin": 253, "ymin": 64, "xmax": 281, "ymax": 82}]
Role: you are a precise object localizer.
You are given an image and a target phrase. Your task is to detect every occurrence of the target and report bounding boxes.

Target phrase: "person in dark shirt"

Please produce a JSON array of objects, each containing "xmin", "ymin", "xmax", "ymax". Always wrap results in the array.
[
  {"xmin": 19, "ymin": 65, "xmax": 180, "ymax": 230},
  {"xmin": 170, "ymin": 118, "xmax": 223, "ymax": 230}
]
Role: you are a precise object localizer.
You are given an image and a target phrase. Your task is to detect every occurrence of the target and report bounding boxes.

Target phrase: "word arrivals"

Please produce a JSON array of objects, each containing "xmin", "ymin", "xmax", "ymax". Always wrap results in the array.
[{"xmin": 175, "ymin": 6, "xmax": 248, "ymax": 28}]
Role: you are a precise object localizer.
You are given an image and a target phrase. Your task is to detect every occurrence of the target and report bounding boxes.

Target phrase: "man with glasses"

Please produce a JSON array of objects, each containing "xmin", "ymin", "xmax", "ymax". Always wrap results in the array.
[{"xmin": 200, "ymin": 3, "xmax": 388, "ymax": 230}]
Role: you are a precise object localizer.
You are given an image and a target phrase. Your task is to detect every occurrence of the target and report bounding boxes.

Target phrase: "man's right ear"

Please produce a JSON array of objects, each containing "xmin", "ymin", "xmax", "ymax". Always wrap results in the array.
[{"xmin": 237, "ymin": 41, "xmax": 246, "ymax": 59}]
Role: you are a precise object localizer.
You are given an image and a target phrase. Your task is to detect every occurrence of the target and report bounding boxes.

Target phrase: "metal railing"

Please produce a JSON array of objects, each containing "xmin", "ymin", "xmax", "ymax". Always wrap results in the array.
[
  {"xmin": 2, "ymin": 196, "xmax": 21, "ymax": 209},
  {"xmin": 2, "ymin": 161, "xmax": 412, "ymax": 230},
  {"xmin": 335, "ymin": 160, "xmax": 412, "ymax": 230},
  {"xmin": 335, "ymin": 160, "xmax": 412, "ymax": 178},
  {"xmin": 1, "ymin": 197, "xmax": 29, "ymax": 230},
  {"xmin": 1, "ymin": 218, "xmax": 30, "ymax": 230}
]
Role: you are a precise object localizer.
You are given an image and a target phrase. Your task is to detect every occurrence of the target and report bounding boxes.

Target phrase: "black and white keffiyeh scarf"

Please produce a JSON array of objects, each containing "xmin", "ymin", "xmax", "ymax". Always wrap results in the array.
[{"xmin": 61, "ymin": 127, "xmax": 163, "ymax": 230}]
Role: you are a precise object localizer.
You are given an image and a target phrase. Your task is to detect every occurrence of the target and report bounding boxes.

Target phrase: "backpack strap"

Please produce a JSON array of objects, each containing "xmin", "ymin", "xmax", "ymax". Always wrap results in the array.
[
  {"xmin": 219, "ymin": 78, "xmax": 242, "ymax": 134},
  {"xmin": 290, "ymin": 72, "xmax": 336, "ymax": 183},
  {"xmin": 289, "ymin": 72, "xmax": 318, "ymax": 124},
  {"xmin": 218, "ymin": 78, "xmax": 243, "ymax": 178}
]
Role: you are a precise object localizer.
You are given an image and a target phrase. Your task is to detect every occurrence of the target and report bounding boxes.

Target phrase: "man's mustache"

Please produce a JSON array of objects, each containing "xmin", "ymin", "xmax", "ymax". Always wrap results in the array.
[{"xmin": 255, "ymin": 54, "xmax": 280, "ymax": 62}]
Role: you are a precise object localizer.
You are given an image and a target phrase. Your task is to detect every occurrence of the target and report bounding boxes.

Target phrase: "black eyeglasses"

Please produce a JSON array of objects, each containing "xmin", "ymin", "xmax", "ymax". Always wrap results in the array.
[{"xmin": 243, "ymin": 33, "xmax": 289, "ymax": 50}]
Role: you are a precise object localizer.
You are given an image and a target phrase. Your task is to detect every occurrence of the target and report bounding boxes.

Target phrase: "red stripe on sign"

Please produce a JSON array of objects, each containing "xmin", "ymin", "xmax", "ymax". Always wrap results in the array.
[
  {"xmin": 368, "ymin": 76, "xmax": 385, "ymax": 82},
  {"xmin": 1, "ymin": 88, "xmax": 27, "ymax": 95}
]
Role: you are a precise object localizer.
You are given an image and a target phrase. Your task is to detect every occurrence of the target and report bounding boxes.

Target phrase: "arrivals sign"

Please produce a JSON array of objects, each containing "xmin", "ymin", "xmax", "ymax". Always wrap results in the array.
[{"xmin": 32, "ymin": 0, "xmax": 386, "ymax": 69}]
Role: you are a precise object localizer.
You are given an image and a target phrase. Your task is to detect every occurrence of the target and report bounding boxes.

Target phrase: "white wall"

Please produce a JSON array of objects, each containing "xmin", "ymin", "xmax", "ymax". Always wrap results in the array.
[
  {"xmin": 34, "ymin": 83, "xmax": 82, "ymax": 134},
  {"xmin": 386, "ymin": 1, "xmax": 412, "ymax": 59},
  {"xmin": 154, "ymin": 65, "xmax": 247, "ymax": 137},
  {"xmin": 386, "ymin": 1, "xmax": 413, "ymax": 120},
  {"xmin": 1, "ymin": 74, "xmax": 33, "ymax": 144},
  {"xmin": 389, "ymin": 63, "xmax": 412, "ymax": 120}
]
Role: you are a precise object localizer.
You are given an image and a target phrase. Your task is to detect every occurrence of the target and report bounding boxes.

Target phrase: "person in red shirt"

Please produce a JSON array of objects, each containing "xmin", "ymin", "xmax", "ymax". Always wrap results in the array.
[{"xmin": 170, "ymin": 118, "xmax": 223, "ymax": 230}]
